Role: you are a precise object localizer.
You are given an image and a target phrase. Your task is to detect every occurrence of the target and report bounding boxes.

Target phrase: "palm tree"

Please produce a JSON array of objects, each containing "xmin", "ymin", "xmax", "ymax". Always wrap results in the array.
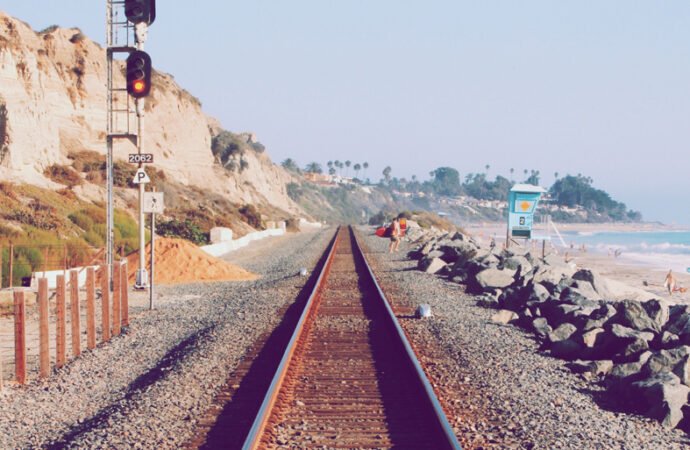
[
  {"xmin": 327, "ymin": 161, "xmax": 333, "ymax": 170},
  {"xmin": 305, "ymin": 162, "xmax": 322, "ymax": 174},
  {"xmin": 353, "ymin": 163, "xmax": 362, "ymax": 179},
  {"xmin": 345, "ymin": 160, "xmax": 351, "ymax": 177},
  {"xmin": 523, "ymin": 169, "xmax": 528, "ymax": 180},
  {"xmin": 382, "ymin": 166, "xmax": 392, "ymax": 184},
  {"xmin": 363, "ymin": 162, "xmax": 369, "ymax": 179},
  {"xmin": 329, "ymin": 167, "xmax": 336, "ymax": 176},
  {"xmin": 509, "ymin": 167, "xmax": 514, "ymax": 182},
  {"xmin": 485, "ymin": 164, "xmax": 490, "ymax": 177},
  {"xmin": 554, "ymin": 171, "xmax": 559, "ymax": 181}
]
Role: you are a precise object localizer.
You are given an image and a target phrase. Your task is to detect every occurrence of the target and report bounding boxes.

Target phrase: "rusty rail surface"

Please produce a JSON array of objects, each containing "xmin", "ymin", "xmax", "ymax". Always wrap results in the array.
[{"xmin": 191, "ymin": 226, "xmax": 461, "ymax": 449}]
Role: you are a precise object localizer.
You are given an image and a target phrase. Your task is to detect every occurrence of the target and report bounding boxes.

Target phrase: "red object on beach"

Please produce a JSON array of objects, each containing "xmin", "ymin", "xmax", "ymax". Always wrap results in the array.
[{"xmin": 375, "ymin": 227, "xmax": 387, "ymax": 237}]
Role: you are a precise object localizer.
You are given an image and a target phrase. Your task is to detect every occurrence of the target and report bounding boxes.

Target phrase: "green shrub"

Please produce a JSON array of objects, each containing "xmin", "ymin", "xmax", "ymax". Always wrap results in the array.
[
  {"xmin": 239, "ymin": 204, "xmax": 263, "ymax": 229},
  {"xmin": 44, "ymin": 164, "xmax": 82, "ymax": 187},
  {"xmin": 68, "ymin": 211, "xmax": 94, "ymax": 231},
  {"xmin": 1, "ymin": 250, "xmax": 33, "ymax": 287},
  {"xmin": 157, "ymin": 219, "xmax": 208, "ymax": 245},
  {"xmin": 114, "ymin": 210, "xmax": 138, "ymax": 238},
  {"xmin": 84, "ymin": 229, "xmax": 104, "ymax": 247}
]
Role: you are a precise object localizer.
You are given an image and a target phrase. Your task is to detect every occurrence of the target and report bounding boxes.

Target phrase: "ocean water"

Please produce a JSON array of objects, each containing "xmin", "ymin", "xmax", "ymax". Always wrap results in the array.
[{"xmin": 560, "ymin": 230, "xmax": 690, "ymax": 273}]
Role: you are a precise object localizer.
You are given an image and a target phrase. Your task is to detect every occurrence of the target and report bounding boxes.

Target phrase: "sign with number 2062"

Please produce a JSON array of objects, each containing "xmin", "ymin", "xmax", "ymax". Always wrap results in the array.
[{"xmin": 128, "ymin": 153, "xmax": 154, "ymax": 164}]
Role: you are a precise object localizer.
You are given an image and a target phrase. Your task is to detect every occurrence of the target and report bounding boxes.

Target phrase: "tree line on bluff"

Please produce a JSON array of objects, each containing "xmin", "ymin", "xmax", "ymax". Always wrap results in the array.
[{"xmin": 285, "ymin": 159, "xmax": 641, "ymax": 222}]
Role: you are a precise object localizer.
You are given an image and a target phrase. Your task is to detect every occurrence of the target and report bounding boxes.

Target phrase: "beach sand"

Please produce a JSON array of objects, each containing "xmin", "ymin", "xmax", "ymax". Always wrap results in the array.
[{"xmin": 465, "ymin": 222, "xmax": 690, "ymax": 305}]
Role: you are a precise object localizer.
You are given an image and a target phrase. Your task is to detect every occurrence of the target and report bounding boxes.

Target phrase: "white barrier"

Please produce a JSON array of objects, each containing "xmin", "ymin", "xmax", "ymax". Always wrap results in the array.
[
  {"xmin": 31, "ymin": 266, "xmax": 100, "ymax": 290},
  {"xmin": 201, "ymin": 228, "xmax": 285, "ymax": 257}
]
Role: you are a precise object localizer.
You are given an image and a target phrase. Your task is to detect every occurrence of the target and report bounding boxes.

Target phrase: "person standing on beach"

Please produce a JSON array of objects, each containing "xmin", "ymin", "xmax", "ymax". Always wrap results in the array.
[
  {"xmin": 388, "ymin": 218, "xmax": 401, "ymax": 253},
  {"xmin": 664, "ymin": 270, "xmax": 676, "ymax": 295}
]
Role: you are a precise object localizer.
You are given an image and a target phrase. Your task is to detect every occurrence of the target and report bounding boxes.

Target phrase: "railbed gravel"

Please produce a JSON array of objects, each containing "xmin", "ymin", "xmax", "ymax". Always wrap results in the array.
[
  {"xmin": 0, "ymin": 228, "xmax": 334, "ymax": 449},
  {"xmin": 357, "ymin": 226, "xmax": 690, "ymax": 450}
]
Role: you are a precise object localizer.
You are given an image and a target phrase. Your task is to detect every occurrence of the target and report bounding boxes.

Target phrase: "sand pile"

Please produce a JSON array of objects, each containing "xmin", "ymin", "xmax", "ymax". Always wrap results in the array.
[{"xmin": 127, "ymin": 238, "xmax": 258, "ymax": 284}]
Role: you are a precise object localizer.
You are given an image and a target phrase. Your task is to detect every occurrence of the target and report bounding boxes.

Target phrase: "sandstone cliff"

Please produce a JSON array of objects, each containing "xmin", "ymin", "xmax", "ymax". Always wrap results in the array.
[{"xmin": 0, "ymin": 12, "xmax": 301, "ymax": 216}]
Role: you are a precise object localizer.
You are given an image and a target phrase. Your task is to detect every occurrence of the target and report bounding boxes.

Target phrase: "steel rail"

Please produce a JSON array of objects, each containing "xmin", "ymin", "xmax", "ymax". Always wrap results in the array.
[
  {"xmin": 241, "ymin": 226, "xmax": 341, "ymax": 450},
  {"xmin": 351, "ymin": 227, "xmax": 463, "ymax": 450}
]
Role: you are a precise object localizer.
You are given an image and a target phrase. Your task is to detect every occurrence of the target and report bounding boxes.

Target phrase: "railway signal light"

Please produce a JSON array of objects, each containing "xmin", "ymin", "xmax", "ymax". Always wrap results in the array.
[
  {"xmin": 125, "ymin": 0, "xmax": 156, "ymax": 25},
  {"xmin": 126, "ymin": 51, "xmax": 152, "ymax": 98}
]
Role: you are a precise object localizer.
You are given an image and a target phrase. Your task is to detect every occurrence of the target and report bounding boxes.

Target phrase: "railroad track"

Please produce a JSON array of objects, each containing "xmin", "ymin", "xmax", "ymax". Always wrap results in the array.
[{"xmin": 190, "ymin": 226, "xmax": 461, "ymax": 449}]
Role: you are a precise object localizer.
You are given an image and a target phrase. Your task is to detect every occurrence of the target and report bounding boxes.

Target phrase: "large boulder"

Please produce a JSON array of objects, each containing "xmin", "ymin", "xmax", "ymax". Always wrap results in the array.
[
  {"xmin": 583, "ymin": 304, "xmax": 617, "ymax": 331},
  {"xmin": 573, "ymin": 269, "xmax": 614, "ymax": 299},
  {"xmin": 629, "ymin": 372, "xmax": 690, "ymax": 428},
  {"xmin": 617, "ymin": 300, "xmax": 666, "ymax": 333},
  {"xmin": 418, "ymin": 257, "xmax": 447, "ymax": 274},
  {"xmin": 642, "ymin": 347, "xmax": 690, "ymax": 385},
  {"xmin": 589, "ymin": 324, "xmax": 654, "ymax": 361},
  {"xmin": 532, "ymin": 317, "xmax": 552, "ymax": 338},
  {"xmin": 502, "ymin": 255, "xmax": 533, "ymax": 279},
  {"xmin": 475, "ymin": 267, "xmax": 516, "ymax": 291},
  {"xmin": 533, "ymin": 266, "xmax": 572, "ymax": 293},
  {"xmin": 438, "ymin": 241, "xmax": 477, "ymax": 264},
  {"xmin": 548, "ymin": 323, "xmax": 578, "ymax": 344},
  {"xmin": 609, "ymin": 351, "xmax": 653, "ymax": 382}
]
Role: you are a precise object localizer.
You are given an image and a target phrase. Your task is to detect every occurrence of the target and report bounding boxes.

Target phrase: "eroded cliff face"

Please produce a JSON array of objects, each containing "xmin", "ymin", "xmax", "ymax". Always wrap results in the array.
[{"xmin": 0, "ymin": 12, "xmax": 301, "ymax": 215}]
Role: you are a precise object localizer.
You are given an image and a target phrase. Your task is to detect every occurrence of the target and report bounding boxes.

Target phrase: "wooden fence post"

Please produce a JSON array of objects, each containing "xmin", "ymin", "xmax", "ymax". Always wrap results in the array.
[
  {"xmin": 121, "ymin": 261, "xmax": 129, "ymax": 327},
  {"xmin": 14, "ymin": 290, "xmax": 26, "ymax": 384},
  {"xmin": 38, "ymin": 278, "xmax": 50, "ymax": 379},
  {"xmin": 113, "ymin": 263, "xmax": 121, "ymax": 337},
  {"xmin": 56, "ymin": 274, "xmax": 66, "ymax": 368},
  {"xmin": 70, "ymin": 270, "xmax": 81, "ymax": 357},
  {"xmin": 101, "ymin": 264, "xmax": 111, "ymax": 343},
  {"xmin": 9, "ymin": 243, "xmax": 14, "ymax": 289},
  {"xmin": 86, "ymin": 268, "xmax": 96, "ymax": 350}
]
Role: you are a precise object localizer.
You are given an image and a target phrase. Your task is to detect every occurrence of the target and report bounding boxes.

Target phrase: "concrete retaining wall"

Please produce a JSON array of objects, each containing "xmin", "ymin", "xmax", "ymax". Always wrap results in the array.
[{"xmin": 201, "ymin": 228, "xmax": 285, "ymax": 257}]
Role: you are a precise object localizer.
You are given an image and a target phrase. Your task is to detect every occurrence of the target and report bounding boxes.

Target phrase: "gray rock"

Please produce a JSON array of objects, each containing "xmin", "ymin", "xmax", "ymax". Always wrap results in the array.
[
  {"xmin": 491, "ymin": 309, "xmax": 519, "ymax": 325},
  {"xmin": 583, "ymin": 304, "xmax": 617, "ymax": 331},
  {"xmin": 503, "ymin": 256, "xmax": 533, "ymax": 278},
  {"xmin": 580, "ymin": 327, "xmax": 605, "ymax": 348},
  {"xmin": 567, "ymin": 359, "xmax": 613, "ymax": 378},
  {"xmin": 531, "ymin": 317, "xmax": 551, "ymax": 338},
  {"xmin": 618, "ymin": 300, "xmax": 662, "ymax": 333},
  {"xmin": 548, "ymin": 323, "xmax": 578, "ymax": 344},
  {"xmin": 419, "ymin": 257, "xmax": 447, "ymax": 274},
  {"xmin": 439, "ymin": 241, "xmax": 477, "ymax": 265},
  {"xmin": 573, "ymin": 269, "xmax": 614, "ymax": 299},
  {"xmin": 570, "ymin": 280, "xmax": 602, "ymax": 300},
  {"xmin": 609, "ymin": 351, "xmax": 653, "ymax": 381},
  {"xmin": 476, "ymin": 267, "xmax": 516, "ymax": 290},
  {"xmin": 661, "ymin": 331, "xmax": 680, "ymax": 348},
  {"xmin": 476, "ymin": 295, "xmax": 500, "ymax": 309},
  {"xmin": 630, "ymin": 372, "xmax": 690, "ymax": 428},
  {"xmin": 528, "ymin": 282, "xmax": 551, "ymax": 303},
  {"xmin": 642, "ymin": 299, "xmax": 670, "ymax": 331}
]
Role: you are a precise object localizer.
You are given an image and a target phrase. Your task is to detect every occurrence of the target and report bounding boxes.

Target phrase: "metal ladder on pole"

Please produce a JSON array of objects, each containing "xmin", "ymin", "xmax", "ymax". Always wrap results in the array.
[{"xmin": 105, "ymin": 0, "xmax": 137, "ymax": 274}]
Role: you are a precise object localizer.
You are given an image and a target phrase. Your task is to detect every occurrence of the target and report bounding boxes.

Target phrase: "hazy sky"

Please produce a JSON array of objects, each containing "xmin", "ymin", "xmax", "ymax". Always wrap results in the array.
[{"xmin": 5, "ymin": 1, "xmax": 690, "ymax": 225}]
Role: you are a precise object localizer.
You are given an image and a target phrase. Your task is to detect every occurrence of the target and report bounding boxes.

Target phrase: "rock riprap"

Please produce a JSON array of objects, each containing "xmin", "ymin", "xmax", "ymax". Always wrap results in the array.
[{"xmin": 406, "ymin": 228, "xmax": 690, "ymax": 430}]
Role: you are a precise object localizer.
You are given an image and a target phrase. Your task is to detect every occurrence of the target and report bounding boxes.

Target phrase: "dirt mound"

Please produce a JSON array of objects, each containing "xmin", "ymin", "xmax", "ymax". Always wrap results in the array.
[{"xmin": 127, "ymin": 238, "xmax": 258, "ymax": 285}]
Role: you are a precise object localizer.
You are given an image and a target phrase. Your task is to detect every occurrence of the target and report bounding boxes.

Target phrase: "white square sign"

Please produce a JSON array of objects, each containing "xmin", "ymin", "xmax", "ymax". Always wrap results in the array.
[{"xmin": 143, "ymin": 192, "xmax": 165, "ymax": 214}]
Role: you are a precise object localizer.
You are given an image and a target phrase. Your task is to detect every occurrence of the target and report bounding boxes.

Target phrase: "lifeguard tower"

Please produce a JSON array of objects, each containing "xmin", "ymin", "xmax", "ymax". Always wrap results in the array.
[{"xmin": 506, "ymin": 184, "xmax": 546, "ymax": 247}]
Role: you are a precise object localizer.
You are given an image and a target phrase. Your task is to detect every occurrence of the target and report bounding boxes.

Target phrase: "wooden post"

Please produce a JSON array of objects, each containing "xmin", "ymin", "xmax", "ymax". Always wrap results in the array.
[
  {"xmin": 14, "ymin": 290, "xmax": 26, "ymax": 384},
  {"xmin": 8, "ymin": 243, "xmax": 14, "ymax": 288},
  {"xmin": 100, "ymin": 264, "xmax": 111, "ymax": 343},
  {"xmin": 56, "ymin": 274, "xmax": 66, "ymax": 368},
  {"xmin": 112, "ymin": 262, "xmax": 121, "ymax": 337},
  {"xmin": 100, "ymin": 264, "xmax": 110, "ymax": 342},
  {"xmin": 86, "ymin": 267, "xmax": 96, "ymax": 350},
  {"xmin": 542, "ymin": 239, "xmax": 547, "ymax": 258},
  {"xmin": 38, "ymin": 278, "xmax": 50, "ymax": 379},
  {"xmin": 70, "ymin": 270, "xmax": 81, "ymax": 357},
  {"xmin": 121, "ymin": 261, "xmax": 129, "ymax": 327},
  {"xmin": 43, "ymin": 247, "xmax": 49, "ymax": 277},
  {"xmin": 0, "ymin": 245, "xmax": 3, "ymax": 289}
]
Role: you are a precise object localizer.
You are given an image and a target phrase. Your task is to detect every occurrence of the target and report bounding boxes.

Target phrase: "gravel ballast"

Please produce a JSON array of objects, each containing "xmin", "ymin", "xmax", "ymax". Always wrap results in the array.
[
  {"xmin": 357, "ymin": 226, "xmax": 690, "ymax": 449},
  {"xmin": 0, "ymin": 228, "xmax": 334, "ymax": 449}
]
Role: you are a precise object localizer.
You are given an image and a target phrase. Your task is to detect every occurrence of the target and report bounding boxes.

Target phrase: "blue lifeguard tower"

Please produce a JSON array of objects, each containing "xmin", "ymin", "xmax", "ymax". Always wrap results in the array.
[{"xmin": 506, "ymin": 184, "xmax": 546, "ymax": 246}]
